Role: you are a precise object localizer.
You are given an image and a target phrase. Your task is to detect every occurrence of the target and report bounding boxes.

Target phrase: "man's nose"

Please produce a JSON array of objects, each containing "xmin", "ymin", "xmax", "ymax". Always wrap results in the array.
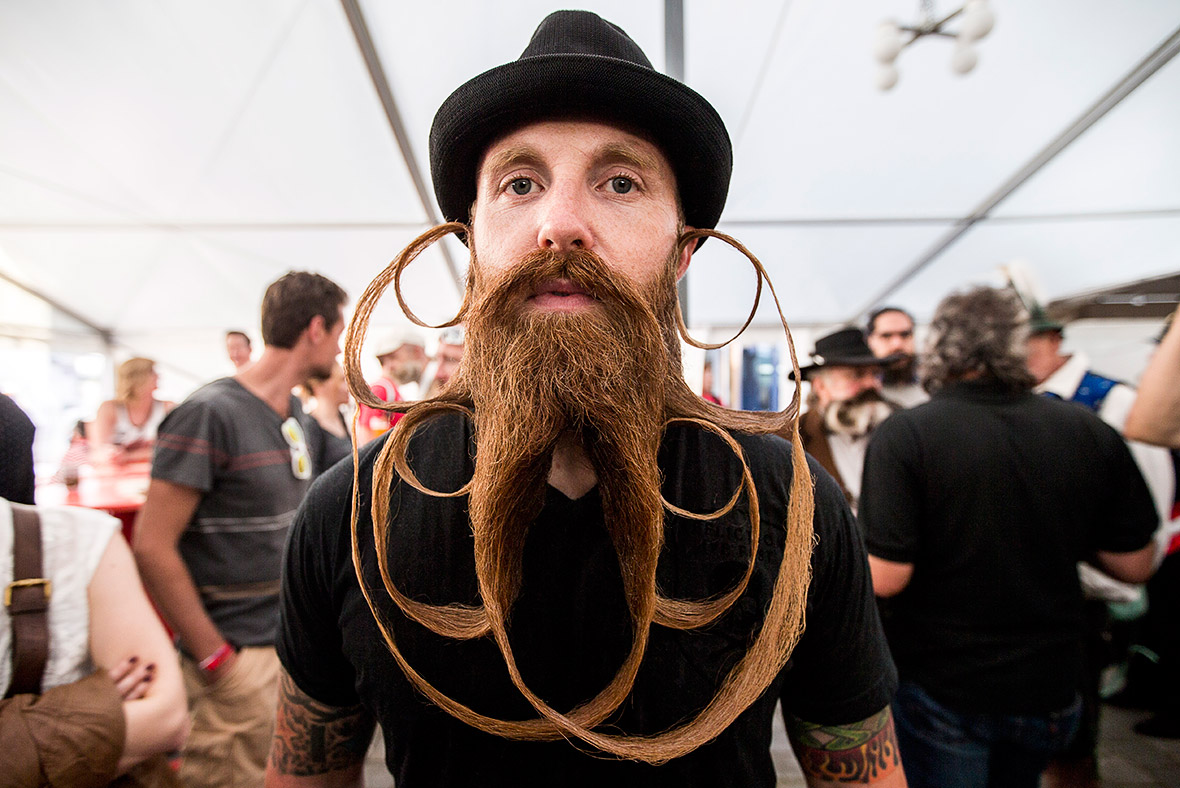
[
  {"xmin": 857, "ymin": 371, "xmax": 883, "ymax": 391},
  {"xmin": 537, "ymin": 183, "xmax": 594, "ymax": 252}
]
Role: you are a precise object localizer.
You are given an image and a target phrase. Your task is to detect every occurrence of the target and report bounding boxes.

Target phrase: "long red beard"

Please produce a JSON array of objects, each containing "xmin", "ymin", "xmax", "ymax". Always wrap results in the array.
[
  {"xmin": 343, "ymin": 223, "xmax": 816, "ymax": 763},
  {"xmin": 459, "ymin": 248, "xmax": 674, "ymax": 628}
]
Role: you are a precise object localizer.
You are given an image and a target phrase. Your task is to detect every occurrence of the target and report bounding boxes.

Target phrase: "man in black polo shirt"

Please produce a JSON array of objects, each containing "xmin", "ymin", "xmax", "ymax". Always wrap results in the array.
[
  {"xmin": 860, "ymin": 286, "xmax": 1156, "ymax": 788},
  {"xmin": 268, "ymin": 11, "xmax": 902, "ymax": 787}
]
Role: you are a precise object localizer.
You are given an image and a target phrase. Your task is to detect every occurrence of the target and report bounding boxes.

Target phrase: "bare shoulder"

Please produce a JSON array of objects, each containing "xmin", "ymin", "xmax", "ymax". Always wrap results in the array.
[
  {"xmin": 268, "ymin": 670, "xmax": 376, "ymax": 778},
  {"xmin": 785, "ymin": 706, "xmax": 907, "ymax": 786}
]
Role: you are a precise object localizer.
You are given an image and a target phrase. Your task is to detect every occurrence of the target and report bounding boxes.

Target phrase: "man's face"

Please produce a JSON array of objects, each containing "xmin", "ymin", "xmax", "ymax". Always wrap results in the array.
[
  {"xmin": 470, "ymin": 120, "xmax": 691, "ymax": 309},
  {"xmin": 382, "ymin": 344, "xmax": 428, "ymax": 385},
  {"xmin": 1025, "ymin": 331, "xmax": 1063, "ymax": 384},
  {"xmin": 434, "ymin": 342, "xmax": 464, "ymax": 388},
  {"xmin": 226, "ymin": 334, "xmax": 251, "ymax": 368},
  {"xmin": 867, "ymin": 311, "xmax": 915, "ymax": 360},
  {"xmin": 811, "ymin": 365, "xmax": 883, "ymax": 410},
  {"xmin": 310, "ymin": 309, "xmax": 345, "ymax": 379}
]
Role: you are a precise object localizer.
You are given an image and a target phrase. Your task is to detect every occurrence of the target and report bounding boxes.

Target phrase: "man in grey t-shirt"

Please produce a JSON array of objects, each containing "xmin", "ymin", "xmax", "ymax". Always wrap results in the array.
[{"xmin": 134, "ymin": 270, "xmax": 347, "ymax": 788}]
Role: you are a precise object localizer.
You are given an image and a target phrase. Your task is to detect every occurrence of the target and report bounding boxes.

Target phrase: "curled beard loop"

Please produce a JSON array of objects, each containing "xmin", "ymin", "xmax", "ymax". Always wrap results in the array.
[{"xmin": 344, "ymin": 223, "xmax": 815, "ymax": 763}]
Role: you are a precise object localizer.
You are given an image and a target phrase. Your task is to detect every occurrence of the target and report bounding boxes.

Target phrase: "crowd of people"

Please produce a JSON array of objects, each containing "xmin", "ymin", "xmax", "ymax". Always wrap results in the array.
[{"xmin": 1, "ymin": 8, "xmax": 1177, "ymax": 788}]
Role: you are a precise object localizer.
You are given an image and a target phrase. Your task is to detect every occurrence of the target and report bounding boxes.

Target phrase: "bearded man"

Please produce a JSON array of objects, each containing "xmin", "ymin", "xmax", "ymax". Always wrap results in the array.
[
  {"xmin": 797, "ymin": 327, "xmax": 898, "ymax": 515},
  {"xmin": 135, "ymin": 271, "xmax": 347, "ymax": 788},
  {"xmin": 865, "ymin": 307, "xmax": 928, "ymax": 409},
  {"xmin": 266, "ymin": 11, "xmax": 901, "ymax": 788}
]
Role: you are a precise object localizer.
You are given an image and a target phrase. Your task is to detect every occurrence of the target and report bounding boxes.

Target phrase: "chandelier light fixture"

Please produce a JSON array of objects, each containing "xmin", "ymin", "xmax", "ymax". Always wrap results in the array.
[{"xmin": 873, "ymin": 0, "xmax": 996, "ymax": 90}]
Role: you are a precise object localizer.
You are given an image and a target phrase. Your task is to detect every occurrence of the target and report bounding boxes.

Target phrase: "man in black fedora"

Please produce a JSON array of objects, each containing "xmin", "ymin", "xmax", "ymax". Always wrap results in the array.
[
  {"xmin": 267, "ymin": 11, "xmax": 903, "ymax": 787},
  {"xmin": 796, "ymin": 327, "xmax": 899, "ymax": 516}
]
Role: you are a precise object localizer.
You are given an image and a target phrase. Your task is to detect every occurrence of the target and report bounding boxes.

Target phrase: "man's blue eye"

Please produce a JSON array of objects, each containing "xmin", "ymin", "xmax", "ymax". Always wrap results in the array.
[
  {"xmin": 510, "ymin": 178, "xmax": 532, "ymax": 195},
  {"xmin": 610, "ymin": 177, "xmax": 634, "ymax": 194}
]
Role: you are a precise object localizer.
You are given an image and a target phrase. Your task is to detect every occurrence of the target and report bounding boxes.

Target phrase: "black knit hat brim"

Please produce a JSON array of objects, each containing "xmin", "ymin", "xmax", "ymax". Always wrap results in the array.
[{"xmin": 429, "ymin": 52, "xmax": 732, "ymax": 231}]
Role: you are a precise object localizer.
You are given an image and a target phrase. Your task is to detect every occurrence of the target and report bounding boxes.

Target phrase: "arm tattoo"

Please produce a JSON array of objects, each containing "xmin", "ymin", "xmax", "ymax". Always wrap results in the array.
[
  {"xmin": 268, "ymin": 671, "xmax": 377, "ymax": 776},
  {"xmin": 785, "ymin": 707, "xmax": 903, "ymax": 784}
]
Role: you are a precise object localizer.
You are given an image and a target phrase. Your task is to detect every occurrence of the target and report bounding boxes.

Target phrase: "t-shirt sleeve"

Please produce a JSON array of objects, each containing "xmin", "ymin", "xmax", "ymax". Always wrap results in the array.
[
  {"xmin": 276, "ymin": 474, "xmax": 361, "ymax": 707},
  {"xmin": 778, "ymin": 458, "xmax": 898, "ymax": 724},
  {"xmin": 859, "ymin": 414, "xmax": 922, "ymax": 564},
  {"xmin": 151, "ymin": 399, "xmax": 225, "ymax": 492}
]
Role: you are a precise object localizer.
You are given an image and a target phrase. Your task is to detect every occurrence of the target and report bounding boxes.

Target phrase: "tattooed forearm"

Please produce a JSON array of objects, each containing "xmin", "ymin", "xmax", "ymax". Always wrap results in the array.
[
  {"xmin": 268, "ymin": 671, "xmax": 377, "ymax": 776},
  {"xmin": 786, "ymin": 707, "xmax": 904, "ymax": 785}
]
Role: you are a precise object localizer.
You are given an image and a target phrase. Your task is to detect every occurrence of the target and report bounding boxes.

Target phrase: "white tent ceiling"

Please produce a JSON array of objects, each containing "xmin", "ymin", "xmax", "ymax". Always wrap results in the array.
[{"xmin": 2, "ymin": 0, "xmax": 1179, "ymax": 385}]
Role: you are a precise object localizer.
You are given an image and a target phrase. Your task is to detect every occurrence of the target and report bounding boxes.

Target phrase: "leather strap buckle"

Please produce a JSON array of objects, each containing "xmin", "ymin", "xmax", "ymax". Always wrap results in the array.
[{"xmin": 5, "ymin": 578, "xmax": 52, "ymax": 608}]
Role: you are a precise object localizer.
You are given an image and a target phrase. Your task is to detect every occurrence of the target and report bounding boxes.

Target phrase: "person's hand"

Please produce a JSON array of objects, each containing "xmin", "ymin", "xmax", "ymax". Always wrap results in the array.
[{"xmin": 109, "ymin": 656, "xmax": 155, "ymax": 700}]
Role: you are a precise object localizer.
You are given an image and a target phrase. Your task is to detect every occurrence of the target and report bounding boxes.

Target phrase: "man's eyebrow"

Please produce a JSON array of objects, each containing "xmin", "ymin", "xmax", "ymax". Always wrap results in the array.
[
  {"xmin": 595, "ymin": 143, "xmax": 660, "ymax": 173},
  {"xmin": 481, "ymin": 146, "xmax": 544, "ymax": 179}
]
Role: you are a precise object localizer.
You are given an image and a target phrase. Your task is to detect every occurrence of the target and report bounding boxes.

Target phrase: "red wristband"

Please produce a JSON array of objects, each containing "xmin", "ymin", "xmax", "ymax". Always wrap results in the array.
[{"xmin": 198, "ymin": 643, "xmax": 234, "ymax": 673}]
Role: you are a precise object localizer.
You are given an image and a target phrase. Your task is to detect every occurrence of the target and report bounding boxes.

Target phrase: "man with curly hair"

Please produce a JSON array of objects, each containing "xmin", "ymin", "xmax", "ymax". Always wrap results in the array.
[{"xmin": 859, "ymin": 286, "xmax": 1157, "ymax": 788}]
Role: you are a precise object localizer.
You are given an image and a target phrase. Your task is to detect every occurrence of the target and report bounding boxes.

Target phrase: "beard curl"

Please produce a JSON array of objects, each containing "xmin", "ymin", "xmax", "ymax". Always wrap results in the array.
[
  {"xmin": 823, "ymin": 388, "xmax": 897, "ymax": 438},
  {"xmin": 342, "ymin": 222, "xmax": 815, "ymax": 763}
]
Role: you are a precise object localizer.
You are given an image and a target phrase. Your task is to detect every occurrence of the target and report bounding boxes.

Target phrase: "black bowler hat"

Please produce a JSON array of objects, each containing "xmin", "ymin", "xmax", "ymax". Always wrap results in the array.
[
  {"xmin": 791, "ymin": 327, "xmax": 903, "ymax": 380},
  {"xmin": 429, "ymin": 10, "xmax": 732, "ymax": 233}
]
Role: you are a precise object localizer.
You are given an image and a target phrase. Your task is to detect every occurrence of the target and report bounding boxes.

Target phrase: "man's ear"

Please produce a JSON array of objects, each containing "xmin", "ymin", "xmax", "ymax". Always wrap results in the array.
[
  {"xmin": 675, "ymin": 226, "xmax": 696, "ymax": 281},
  {"xmin": 305, "ymin": 314, "xmax": 326, "ymax": 344}
]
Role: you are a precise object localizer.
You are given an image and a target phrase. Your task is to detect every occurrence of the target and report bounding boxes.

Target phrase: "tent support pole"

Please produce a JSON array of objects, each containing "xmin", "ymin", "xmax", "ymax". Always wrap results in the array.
[
  {"xmin": 0, "ymin": 269, "xmax": 112, "ymax": 345},
  {"xmin": 339, "ymin": 0, "xmax": 464, "ymax": 296},
  {"xmin": 666, "ymin": 0, "xmax": 690, "ymax": 324}
]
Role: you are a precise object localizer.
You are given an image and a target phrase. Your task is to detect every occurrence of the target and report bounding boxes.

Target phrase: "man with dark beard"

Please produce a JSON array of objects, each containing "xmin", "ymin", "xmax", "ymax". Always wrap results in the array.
[
  {"xmin": 866, "ymin": 307, "xmax": 928, "ymax": 409},
  {"xmin": 266, "ymin": 11, "xmax": 901, "ymax": 788},
  {"xmin": 797, "ymin": 327, "xmax": 898, "ymax": 515}
]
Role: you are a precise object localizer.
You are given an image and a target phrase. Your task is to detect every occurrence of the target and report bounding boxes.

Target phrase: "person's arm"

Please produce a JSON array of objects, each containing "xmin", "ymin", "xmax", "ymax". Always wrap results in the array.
[
  {"xmin": 265, "ymin": 670, "xmax": 376, "ymax": 788},
  {"xmin": 354, "ymin": 415, "xmax": 377, "ymax": 446},
  {"xmin": 1125, "ymin": 314, "xmax": 1180, "ymax": 447},
  {"xmin": 868, "ymin": 555, "xmax": 913, "ymax": 598},
  {"xmin": 1095, "ymin": 544, "xmax": 1156, "ymax": 585},
  {"xmin": 115, "ymin": 442, "xmax": 155, "ymax": 464},
  {"xmin": 89, "ymin": 400, "xmax": 121, "ymax": 462},
  {"xmin": 132, "ymin": 478, "xmax": 238, "ymax": 681},
  {"xmin": 785, "ymin": 706, "xmax": 908, "ymax": 787},
  {"xmin": 90, "ymin": 401, "xmax": 116, "ymax": 447},
  {"xmin": 88, "ymin": 530, "xmax": 189, "ymax": 772}
]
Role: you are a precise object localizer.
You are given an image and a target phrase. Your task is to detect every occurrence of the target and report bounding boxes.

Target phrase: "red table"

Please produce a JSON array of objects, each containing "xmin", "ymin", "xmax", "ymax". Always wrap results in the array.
[{"xmin": 37, "ymin": 461, "xmax": 151, "ymax": 544}]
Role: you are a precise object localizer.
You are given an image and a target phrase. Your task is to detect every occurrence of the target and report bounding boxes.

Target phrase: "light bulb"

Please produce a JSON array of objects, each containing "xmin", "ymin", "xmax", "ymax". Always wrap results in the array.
[
  {"xmin": 873, "ymin": 21, "xmax": 903, "ymax": 64},
  {"xmin": 876, "ymin": 63, "xmax": 899, "ymax": 91},
  {"xmin": 959, "ymin": 0, "xmax": 995, "ymax": 41},
  {"xmin": 951, "ymin": 43, "xmax": 978, "ymax": 74}
]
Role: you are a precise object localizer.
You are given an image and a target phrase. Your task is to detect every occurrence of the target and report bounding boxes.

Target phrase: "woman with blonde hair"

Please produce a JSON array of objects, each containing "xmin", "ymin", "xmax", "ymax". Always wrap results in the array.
[{"xmin": 90, "ymin": 358, "xmax": 174, "ymax": 464}]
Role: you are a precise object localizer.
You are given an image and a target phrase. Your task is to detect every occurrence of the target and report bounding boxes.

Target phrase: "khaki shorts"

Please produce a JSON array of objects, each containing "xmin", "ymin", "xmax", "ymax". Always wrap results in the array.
[{"xmin": 180, "ymin": 646, "xmax": 279, "ymax": 788}]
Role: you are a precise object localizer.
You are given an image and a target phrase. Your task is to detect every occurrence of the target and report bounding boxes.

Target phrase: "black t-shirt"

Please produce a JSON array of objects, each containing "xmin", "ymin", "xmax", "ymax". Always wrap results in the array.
[
  {"xmin": 0, "ymin": 394, "xmax": 36, "ymax": 505},
  {"xmin": 304, "ymin": 411, "xmax": 352, "ymax": 480},
  {"xmin": 860, "ymin": 380, "xmax": 1157, "ymax": 715},
  {"xmin": 278, "ymin": 416, "xmax": 896, "ymax": 787}
]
